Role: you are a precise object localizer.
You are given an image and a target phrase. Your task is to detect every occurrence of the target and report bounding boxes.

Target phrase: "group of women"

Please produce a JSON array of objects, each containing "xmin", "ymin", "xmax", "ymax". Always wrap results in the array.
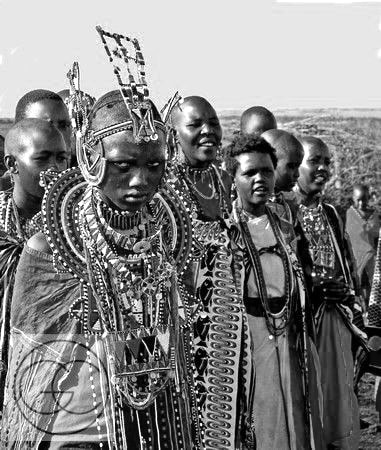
[{"xmin": 0, "ymin": 27, "xmax": 366, "ymax": 450}]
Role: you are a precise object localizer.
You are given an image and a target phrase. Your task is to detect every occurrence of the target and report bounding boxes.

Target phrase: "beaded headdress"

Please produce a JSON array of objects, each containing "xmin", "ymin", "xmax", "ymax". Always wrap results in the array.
[{"xmin": 68, "ymin": 26, "xmax": 168, "ymax": 186}]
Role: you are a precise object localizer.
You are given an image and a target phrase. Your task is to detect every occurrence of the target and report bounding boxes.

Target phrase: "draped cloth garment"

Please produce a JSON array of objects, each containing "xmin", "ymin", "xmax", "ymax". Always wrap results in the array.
[
  {"xmin": 299, "ymin": 203, "xmax": 362, "ymax": 450},
  {"xmin": 346, "ymin": 206, "xmax": 379, "ymax": 303},
  {"xmin": 234, "ymin": 207, "xmax": 325, "ymax": 450},
  {"xmin": 1, "ymin": 243, "xmax": 196, "ymax": 449}
]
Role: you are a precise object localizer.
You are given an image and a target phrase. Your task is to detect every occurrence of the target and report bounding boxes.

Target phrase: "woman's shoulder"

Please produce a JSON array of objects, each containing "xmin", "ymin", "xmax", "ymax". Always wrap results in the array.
[{"xmin": 27, "ymin": 231, "xmax": 52, "ymax": 255}]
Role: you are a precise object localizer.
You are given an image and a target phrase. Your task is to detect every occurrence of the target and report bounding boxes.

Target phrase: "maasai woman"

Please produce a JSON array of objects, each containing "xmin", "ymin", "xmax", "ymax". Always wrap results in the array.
[
  {"xmin": 1, "ymin": 30, "xmax": 198, "ymax": 449},
  {"xmin": 346, "ymin": 184, "xmax": 380, "ymax": 307},
  {"xmin": 226, "ymin": 133, "xmax": 325, "ymax": 450},
  {"xmin": 296, "ymin": 136, "xmax": 363, "ymax": 449},
  {"xmin": 168, "ymin": 97, "xmax": 253, "ymax": 449},
  {"xmin": 0, "ymin": 119, "xmax": 68, "ymax": 415}
]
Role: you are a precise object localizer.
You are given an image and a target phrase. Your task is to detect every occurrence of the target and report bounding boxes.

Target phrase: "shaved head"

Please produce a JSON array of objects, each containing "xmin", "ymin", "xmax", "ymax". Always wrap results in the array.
[
  {"xmin": 5, "ymin": 118, "xmax": 63, "ymax": 157},
  {"xmin": 240, "ymin": 106, "xmax": 277, "ymax": 135},
  {"xmin": 262, "ymin": 129, "xmax": 303, "ymax": 160},
  {"xmin": 4, "ymin": 118, "xmax": 68, "ymax": 200},
  {"xmin": 262, "ymin": 129, "xmax": 304, "ymax": 192},
  {"xmin": 169, "ymin": 95, "xmax": 222, "ymax": 168},
  {"xmin": 299, "ymin": 136, "xmax": 328, "ymax": 153},
  {"xmin": 170, "ymin": 96, "xmax": 216, "ymax": 127}
]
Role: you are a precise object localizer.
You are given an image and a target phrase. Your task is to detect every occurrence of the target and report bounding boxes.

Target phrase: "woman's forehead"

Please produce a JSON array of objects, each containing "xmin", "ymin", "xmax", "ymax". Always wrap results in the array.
[
  {"xmin": 103, "ymin": 132, "xmax": 166, "ymax": 159},
  {"xmin": 180, "ymin": 101, "xmax": 216, "ymax": 121},
  {"xmin": 305, "ymin": 143, "xmax": 330, "ymax": 158}
]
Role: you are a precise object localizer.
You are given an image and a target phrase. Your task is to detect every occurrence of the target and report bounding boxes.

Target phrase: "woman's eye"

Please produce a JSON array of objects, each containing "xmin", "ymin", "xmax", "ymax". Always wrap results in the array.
[
  {"xmin": 114, "ymin": 162, "xmax": 130, "ymax": 169},
  {"xmin": 148, "ymin": 162, "xmax": 161, "ymax": 168}
]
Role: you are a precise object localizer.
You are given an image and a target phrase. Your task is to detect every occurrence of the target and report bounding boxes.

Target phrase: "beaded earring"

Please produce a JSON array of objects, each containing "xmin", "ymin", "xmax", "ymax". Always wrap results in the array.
[{"xmin": 231, "ymin": 181, "xmax": 237, "ymax": 203}]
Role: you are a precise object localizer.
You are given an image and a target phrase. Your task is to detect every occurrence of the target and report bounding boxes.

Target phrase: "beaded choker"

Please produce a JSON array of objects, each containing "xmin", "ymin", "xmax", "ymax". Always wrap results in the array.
[{"xmin": 96, "ymin": 193, "xmax": 148, "ymax": 231}]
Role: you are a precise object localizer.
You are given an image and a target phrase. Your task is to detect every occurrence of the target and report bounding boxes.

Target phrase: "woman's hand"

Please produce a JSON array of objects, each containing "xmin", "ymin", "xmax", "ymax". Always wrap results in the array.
[{"xmin": 314, "ymin": 276, "xmax": 352, "ymax": 304}]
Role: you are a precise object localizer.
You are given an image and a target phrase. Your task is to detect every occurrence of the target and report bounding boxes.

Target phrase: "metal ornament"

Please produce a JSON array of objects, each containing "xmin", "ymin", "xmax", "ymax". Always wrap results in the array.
[{"xmin": 66, "ymin": 62, "xmax": 107, "ymax": 186}]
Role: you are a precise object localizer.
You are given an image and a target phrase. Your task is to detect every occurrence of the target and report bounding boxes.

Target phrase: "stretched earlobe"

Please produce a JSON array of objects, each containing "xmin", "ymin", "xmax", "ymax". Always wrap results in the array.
[{"xmin": 4, "ymin": 155, "xmax": 18, "ymax": 174}]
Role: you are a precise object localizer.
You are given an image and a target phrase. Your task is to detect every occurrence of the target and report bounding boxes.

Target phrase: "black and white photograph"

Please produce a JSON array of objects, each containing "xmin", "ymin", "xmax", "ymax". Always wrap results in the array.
[{"xmin": 1, "ymin": 0, "xmax": 381, "ymax": 448}]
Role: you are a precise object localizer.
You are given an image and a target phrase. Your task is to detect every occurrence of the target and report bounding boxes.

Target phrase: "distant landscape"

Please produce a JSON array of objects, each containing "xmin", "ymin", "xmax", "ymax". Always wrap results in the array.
[
  {"xmin": 219, "ymin": 108, "xmax": 381, "ymax": 214},
  {"xmin": 2, "ymin": 108, "xmax": 381, "ymax": 212}
]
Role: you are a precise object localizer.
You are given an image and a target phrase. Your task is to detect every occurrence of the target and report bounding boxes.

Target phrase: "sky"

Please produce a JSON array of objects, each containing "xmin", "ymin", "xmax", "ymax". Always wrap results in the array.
[{"xmin": 1, "ymin": 0, "xmax": 381, "ymax": 116}]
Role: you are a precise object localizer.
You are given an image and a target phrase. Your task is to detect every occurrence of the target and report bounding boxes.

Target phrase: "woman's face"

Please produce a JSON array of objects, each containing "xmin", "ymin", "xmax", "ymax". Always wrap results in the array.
[
  {"xmin": 100, "ymin": 130, "xmax": 166, "ymax": 212},
  {"xmin": 298, "ymin": 142, "xmax": 331, "ymax": 195},
  {"xmin": 234, "ymin": 151, "xmax": 275, "ymax": 215},
  {"xmin": 174, "ymin": 98, "xmax": 222, "ymax": 168}
]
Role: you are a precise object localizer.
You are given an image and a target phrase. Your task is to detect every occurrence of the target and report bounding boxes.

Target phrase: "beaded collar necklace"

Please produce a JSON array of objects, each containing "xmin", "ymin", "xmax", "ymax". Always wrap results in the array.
[
  {"xmin": 237, "ymin": 204, "xmax": 294, "ymax": 336},
  {"xmin": 183, "ymin": 165, "xmax": 216, "ymax": 200}
]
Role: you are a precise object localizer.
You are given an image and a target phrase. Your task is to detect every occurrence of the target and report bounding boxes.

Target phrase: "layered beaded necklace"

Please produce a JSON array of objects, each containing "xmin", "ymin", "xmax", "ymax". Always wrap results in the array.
[
  {"xmin": 237, "ymin": 205, "xmax": 294, "ymax": 336},
  {"xmin": 178, "ymin": 164, "xmax": 230, "ymax": 219},
  {"xmin": 79, "ymin": 187, "xmax": 177, "ymax": 409},
  {"xmin": 81, "ymin": 187, "xmax": 174, "ymax": 330}
]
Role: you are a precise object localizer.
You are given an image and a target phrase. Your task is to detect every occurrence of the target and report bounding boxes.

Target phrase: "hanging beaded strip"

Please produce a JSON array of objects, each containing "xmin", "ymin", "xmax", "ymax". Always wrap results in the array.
[{"xmin": 238, "ymin": 206, "xmax": 294, "ymax": 336}]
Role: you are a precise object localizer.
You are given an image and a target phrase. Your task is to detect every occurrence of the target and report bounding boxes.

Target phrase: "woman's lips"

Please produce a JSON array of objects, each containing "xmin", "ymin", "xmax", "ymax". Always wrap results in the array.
[
  {"xmin": 314, "ymin": 175, "xmax": 327, "ymax": 184},
  {"xmin": 124, "ymin": 193, "xmax": 149, "ymax": 202},
  {"xmin": 253, "ymin": 186, "xmax": 268, "ymax": 195}
]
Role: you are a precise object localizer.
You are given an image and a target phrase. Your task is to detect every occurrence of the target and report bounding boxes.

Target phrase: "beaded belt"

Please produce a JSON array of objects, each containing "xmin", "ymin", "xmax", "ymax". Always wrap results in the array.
[{"xmin": 244, "ymin": 296, "xmax": 287, "ymax": 316}]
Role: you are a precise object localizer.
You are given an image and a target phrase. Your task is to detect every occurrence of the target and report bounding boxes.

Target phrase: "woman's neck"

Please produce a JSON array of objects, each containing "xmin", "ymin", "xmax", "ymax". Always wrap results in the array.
[
  {"xmin": 296, "ymin": 184, "xmax": 320, "ymax": 208},
  {"xmin": 12, "ymin": 184, "xmax": 41, "ymax": 219},
  {"xmin": 241, "ymin": 201, "xmax": 266, "ymax": 218}
]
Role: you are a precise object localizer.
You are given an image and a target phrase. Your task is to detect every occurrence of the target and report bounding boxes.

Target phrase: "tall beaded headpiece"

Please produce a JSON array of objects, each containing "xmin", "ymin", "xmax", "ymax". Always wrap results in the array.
[
  {"xmin": 70, "ymin": 26, "xmax": 168, "ymax": 186},
  {"xmin": 96, "ymin": 25, "xmax": 163, "ymax": 144}
]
